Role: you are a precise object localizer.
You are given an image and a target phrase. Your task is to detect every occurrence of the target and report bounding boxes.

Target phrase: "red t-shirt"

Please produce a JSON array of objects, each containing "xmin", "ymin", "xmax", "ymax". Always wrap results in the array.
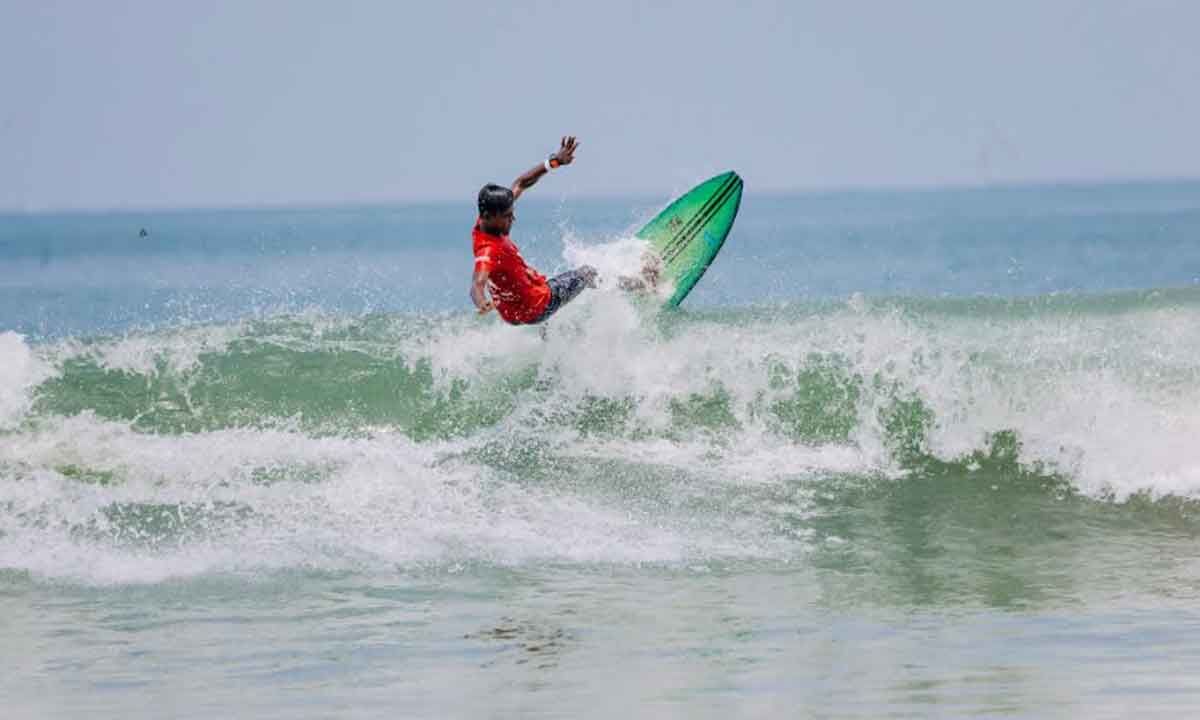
[{"xmin": 472, "ymin": 222, "xmax": 551, "ymax": 324}]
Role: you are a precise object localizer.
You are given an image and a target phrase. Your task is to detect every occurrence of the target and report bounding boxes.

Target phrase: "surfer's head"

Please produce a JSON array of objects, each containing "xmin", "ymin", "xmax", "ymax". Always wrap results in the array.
[{"xmin": 477, "ymin": 184, "xmax": 515, "ymax": 235}]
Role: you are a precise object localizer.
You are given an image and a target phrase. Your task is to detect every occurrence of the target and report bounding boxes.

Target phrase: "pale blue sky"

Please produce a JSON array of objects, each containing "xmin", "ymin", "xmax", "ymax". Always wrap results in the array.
[{"xmin": 1, "ymin": 0, "xmax": 1197, "ymax": 210}]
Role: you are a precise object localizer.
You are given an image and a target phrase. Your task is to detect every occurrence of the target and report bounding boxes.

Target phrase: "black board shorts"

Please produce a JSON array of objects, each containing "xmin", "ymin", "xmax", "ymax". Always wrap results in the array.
[{"xmin": 530, "ymin": 266, "xmax": 596, "ymax": 324}]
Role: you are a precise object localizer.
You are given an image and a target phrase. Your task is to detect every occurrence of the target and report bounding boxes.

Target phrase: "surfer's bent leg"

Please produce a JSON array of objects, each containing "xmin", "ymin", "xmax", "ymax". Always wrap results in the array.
[{"xmin": 531, "ymin": 266, "xmax": 597, "ymax": 324}]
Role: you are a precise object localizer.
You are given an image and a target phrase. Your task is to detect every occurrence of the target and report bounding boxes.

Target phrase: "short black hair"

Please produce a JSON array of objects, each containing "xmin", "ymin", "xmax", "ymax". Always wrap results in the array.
[{"xmin": 478, "ymin": 183, "xmax": 514, "ymax": 216}]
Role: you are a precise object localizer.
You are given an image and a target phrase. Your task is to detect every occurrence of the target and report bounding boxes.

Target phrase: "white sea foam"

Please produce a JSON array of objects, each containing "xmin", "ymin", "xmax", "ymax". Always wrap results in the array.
[
  {"xmin": 389, "ymin": 273, "xmax": 1200, "ymax": 503},
  {"xmin": 0, "ymin": 412, "xmax": 790, "ymax": 584},
  {"xmin": 78, "ymin": 321, "xmax": 247, "ymax": 376},
  {"xmin": 562, "ymin": 234, "xmax": 649, "ymax": 288},
  {"xmin": 7, "ymin": 274, "xmax": 1200, "ymax": 584},
  {"xmin": 0, "ymin": 332, "xmax": 53, "ymax": 429}
]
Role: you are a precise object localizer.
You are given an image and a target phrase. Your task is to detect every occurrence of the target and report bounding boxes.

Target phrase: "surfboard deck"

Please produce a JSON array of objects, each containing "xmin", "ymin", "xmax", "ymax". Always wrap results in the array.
[{"xmin": 635, "ymin": 171, "xmax": 743, "ymax": 308}]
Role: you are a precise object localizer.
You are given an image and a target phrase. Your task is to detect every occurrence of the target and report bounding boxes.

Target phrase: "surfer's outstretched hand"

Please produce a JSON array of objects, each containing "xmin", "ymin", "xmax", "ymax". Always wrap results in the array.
[{"xmin": 554, "ymin": 136, "xmax": 579, "ymax": 166}]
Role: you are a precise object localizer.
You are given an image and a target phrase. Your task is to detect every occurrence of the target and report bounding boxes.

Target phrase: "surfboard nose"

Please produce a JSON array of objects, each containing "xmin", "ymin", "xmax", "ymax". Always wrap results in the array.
[
  {"xmin": 718, "ymin": 171, "xmax": 744, "ymax": 201},
  {"xmin": 721, "ymin": 172, "xmax": 744, "ymax": 209}
]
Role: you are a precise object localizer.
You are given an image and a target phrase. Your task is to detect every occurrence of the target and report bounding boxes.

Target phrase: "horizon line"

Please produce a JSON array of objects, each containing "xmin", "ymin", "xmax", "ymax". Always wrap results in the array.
[{"xmin": 3, "ymin": 173, "xmax": 1199, "ymax": 217}]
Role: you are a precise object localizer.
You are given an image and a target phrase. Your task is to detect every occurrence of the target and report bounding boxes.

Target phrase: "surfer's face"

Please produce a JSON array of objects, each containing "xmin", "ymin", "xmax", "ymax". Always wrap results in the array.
[{"xmin": 482, "ymin": 208, "xmax": 514, "ymax": 236}]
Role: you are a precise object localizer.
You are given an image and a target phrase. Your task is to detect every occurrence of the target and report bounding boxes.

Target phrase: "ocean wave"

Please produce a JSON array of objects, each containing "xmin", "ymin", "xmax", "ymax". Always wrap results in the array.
[
  {"xmin": 5, "ymin": 290, "xmax": 1200, "ymax": 582},
  {"xmin": 12, "ymin": 289, "xmax": 1200, "ymax": 490}
]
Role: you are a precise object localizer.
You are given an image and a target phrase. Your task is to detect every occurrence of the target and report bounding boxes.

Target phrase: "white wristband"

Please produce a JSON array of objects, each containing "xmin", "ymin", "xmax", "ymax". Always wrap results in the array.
[{"xmin": 543, "ymin": 158, "xmax": 554, "ymax": 172}]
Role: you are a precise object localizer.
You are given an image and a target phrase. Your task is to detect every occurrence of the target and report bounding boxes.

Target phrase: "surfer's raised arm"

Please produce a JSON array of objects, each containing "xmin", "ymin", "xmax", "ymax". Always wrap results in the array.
[
  {"xmin": 472, "ymin": 137, "xmax": 596, "ymax": 325},
  {"xmin": 510, "ymin": 136, "xmax": 579, "ymax": 201}
]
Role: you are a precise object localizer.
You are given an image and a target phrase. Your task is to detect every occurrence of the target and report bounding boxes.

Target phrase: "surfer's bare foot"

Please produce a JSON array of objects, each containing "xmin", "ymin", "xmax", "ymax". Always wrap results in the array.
[
  {"xmin": 617, "ymin": 257, "xmax": 661, "ymax": 293},
  {"xmin": 641, "ymin": 263, "xmax": 660, "ymax": 288}
]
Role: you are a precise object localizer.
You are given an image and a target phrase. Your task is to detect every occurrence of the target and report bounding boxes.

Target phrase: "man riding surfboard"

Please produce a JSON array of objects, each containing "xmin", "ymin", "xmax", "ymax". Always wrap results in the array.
[{"xmin": 470, "ymin": 136, "xmax": 599, "ymax": 325}]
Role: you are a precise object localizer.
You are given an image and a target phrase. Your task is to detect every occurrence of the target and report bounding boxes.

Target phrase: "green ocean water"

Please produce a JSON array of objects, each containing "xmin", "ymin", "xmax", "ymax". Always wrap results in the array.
[{"xmin": 4, "ymin": 183, "xmax": 1200, "ymax": 717}]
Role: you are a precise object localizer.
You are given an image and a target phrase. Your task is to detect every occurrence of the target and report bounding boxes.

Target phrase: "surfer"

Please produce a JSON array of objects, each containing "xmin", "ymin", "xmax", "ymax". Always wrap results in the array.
[{"xmin": 470, "ymin": 136, "xmax": 599, "ymax": 325}]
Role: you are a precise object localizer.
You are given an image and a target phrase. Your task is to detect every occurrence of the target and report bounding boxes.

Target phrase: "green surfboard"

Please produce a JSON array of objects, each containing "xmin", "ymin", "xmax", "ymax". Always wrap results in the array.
[{"xmin": 635, "ymin": 171, "xmax": 743, "ymax": 308}]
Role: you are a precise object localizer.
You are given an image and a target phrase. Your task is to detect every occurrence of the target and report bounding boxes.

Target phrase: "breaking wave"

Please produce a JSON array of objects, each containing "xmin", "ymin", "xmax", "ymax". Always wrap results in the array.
[{"xmin": 4, "ymin": 286, "xmax": 1200, "ymax": 583}]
